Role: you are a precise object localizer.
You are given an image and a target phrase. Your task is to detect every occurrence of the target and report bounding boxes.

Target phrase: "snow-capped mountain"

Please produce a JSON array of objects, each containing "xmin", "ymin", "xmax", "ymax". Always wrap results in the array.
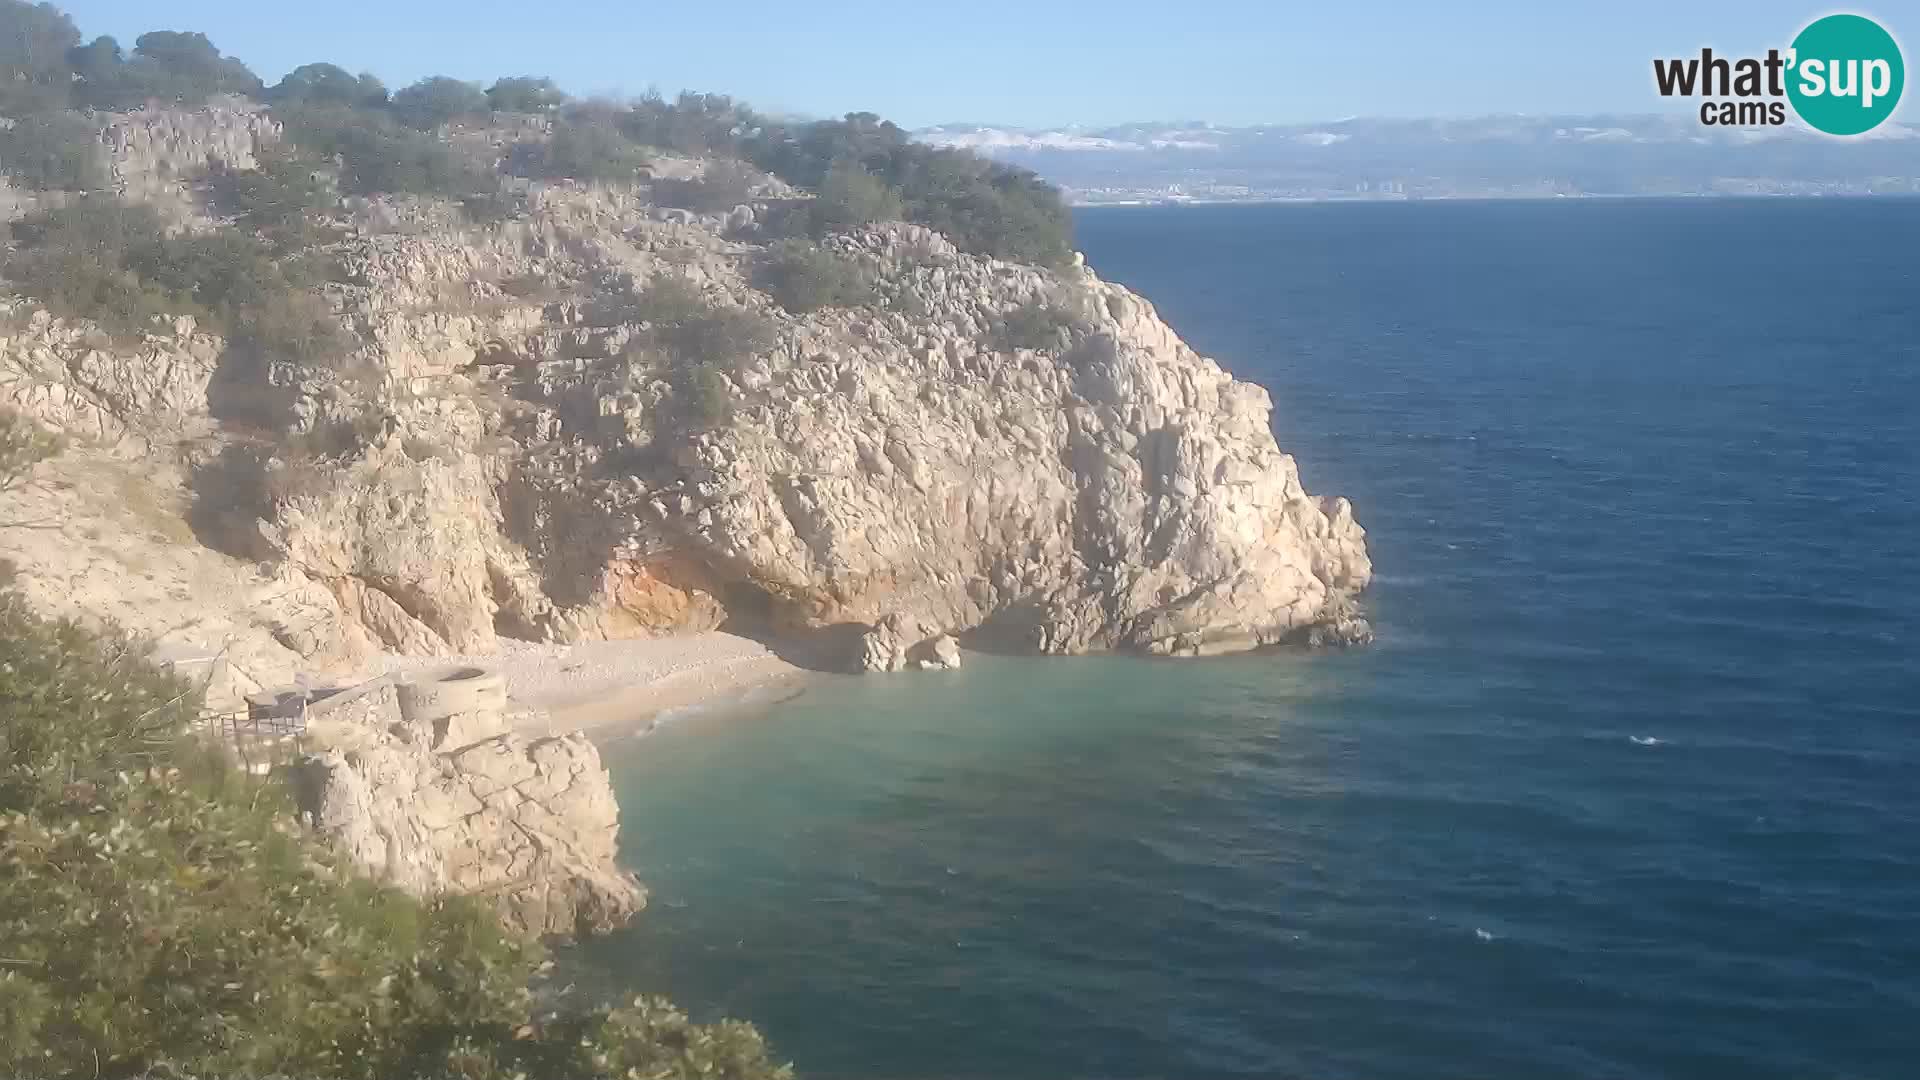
[{"xmin": 915, "ymin": 115, "xmax": 1920, "ymax": 203}]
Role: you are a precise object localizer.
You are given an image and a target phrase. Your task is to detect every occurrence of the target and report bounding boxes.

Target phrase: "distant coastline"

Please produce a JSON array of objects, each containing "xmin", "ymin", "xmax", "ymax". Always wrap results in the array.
[
  {"xmin": 1071, "ymin": 190, "xmax": 1920, "ymax": 209},
  {"xmin": 921, "ymin": 113, "xmax": 1920, "ymax": 210}
]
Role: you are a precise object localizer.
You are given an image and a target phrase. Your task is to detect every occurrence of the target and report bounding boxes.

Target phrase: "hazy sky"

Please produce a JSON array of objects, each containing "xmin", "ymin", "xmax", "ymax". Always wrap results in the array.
[{"xmin": 53, "ymin": 0, "xmax": 1920, "ymax": 128}]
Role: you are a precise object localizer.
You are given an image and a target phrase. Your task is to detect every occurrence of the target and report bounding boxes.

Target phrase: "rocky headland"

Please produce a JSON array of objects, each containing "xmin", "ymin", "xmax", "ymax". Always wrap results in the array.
[{"xmin": 0, "ymin": 99, "xmax": 1370, "ymax": 935}]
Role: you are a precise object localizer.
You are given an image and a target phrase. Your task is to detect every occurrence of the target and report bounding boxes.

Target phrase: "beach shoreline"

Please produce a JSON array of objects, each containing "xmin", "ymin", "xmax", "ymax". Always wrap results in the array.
[{"xmin": 377, "ymin": 632, "xmax": 815, "ymax": 740}]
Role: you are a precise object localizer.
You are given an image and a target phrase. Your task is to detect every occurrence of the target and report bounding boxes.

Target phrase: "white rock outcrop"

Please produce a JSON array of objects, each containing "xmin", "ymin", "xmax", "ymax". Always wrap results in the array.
[
  {"xmin": 248, "ymin": 209, "xmax": 1372, "ymax": 666},
  {"xmin": 666, "ymin": 226, "xmax": 1372, "ymax": 661},
  {"xmin": 293, "ymin": 684, "xmax": 644, "ymax": 938}
]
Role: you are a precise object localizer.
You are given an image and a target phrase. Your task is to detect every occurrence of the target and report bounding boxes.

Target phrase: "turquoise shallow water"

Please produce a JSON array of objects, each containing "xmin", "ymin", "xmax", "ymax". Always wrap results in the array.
[{"xmin": 576, "ymin": 199, "xmax": 1920, "ymax": 1080}]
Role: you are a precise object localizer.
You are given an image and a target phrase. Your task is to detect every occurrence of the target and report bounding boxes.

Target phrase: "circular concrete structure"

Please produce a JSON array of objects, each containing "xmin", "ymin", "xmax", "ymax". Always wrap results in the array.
[{"xmin": 395, "ymin": 666, "xmax": 507, "ymax": 725}]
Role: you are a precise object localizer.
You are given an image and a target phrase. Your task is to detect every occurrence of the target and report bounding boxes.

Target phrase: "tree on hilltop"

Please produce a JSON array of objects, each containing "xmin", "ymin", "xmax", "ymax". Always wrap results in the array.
[
  {"xmin": 486, "ymin": 75, "xmax": 566, "ymax": 114},
  {"xmin": 0, "ymin": 0, "xmax": 81, "ymax": 112},
  {"xmin": 131, "ymin": 29, "xmax": 263, "ymax": 97},
  {"xmin": 267, "ymin": 62, "xmax": 389, "ymax": 108},
  {"xmin": 391, "ymin": 75, "xmax": 488, "ymax": 130}
]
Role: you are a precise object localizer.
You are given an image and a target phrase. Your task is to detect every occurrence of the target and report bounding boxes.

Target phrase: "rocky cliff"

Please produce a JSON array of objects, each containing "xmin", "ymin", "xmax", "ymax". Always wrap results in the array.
[
  {"xmin": 252, "ymin": 187, "xmax": 1369, "ymax": 672},
  {"xmin": 0, "ymin": 103, "xmax": 1370, "ymax": 929},
  {"xmin": 2, "ymin": 109, "xmax": 1370, "ymax": 675},
  {"xmin": 292, "ymin": 681, "xmax": 645, "ymax": 938}
]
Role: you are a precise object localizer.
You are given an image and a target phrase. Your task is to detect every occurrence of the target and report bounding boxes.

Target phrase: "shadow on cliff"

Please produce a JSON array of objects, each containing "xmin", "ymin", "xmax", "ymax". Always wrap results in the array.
[
  {"xmin": 711, "ymin": 584, "xmax": 866, "ymax": 675},
  {"xmin": 185, "ymin": 440, "xmax": 282, "ymax": 561}
]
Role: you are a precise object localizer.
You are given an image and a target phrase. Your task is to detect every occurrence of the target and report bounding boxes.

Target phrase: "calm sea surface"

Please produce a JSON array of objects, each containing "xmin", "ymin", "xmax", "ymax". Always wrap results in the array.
[{"xmin": 578, "ymin": 199, "xmax": 1920, "ymax": 1080}]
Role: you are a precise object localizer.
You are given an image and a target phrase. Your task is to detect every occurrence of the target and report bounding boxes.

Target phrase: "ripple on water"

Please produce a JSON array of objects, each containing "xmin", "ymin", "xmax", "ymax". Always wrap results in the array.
[{"xmin": 572, "ymin": 200, "xmax": 1920, "ymax": 1080}]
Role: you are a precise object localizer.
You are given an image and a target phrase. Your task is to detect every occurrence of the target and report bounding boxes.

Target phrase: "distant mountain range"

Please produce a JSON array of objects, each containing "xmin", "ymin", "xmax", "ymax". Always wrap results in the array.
[{"xmin": 914, "ymin": 115, "xmax": 1920, "ymax": 203}]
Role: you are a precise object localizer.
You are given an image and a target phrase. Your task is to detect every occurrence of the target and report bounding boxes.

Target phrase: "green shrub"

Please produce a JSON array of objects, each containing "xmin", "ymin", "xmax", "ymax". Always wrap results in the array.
[
  {"xmin": 204, "ymin": 143, "xmax": 335, "ymax": 249},
  {"xmin": 678, "ymin": 361, "xmax": 734, "ymax": 428},
  {"xmin": 631, "ymin": 275, "xmax": 776, "ymax": 368},
  {"xmin": 3, "ymin": 199, "xmax": 185, "ymax": 335},
  {"xmin": 534, "ymin": 120, "xmax": 648, "ymax": 183},
  {"xmin": 804, "ymin": 160, "xmax": 903, "ymax": 235},
  {"xmin": 67, "ymin": 28, "xmax": 262, "ymax": 109},
  {"xmin": 0, "ymin": 0, "xmax": 81, "ymax": 113},
  {"xmin": 0, "ymin": 593, "xmax": 202, "ymax": 814},
  {"xmin": 486, "ymin": 75, "xmax": 566, "ymax": 114},
  {"xmin": 0, "ymin": 405, "xmax": 64, "ymax": 496},
  {"xmin": 3, "ymin": 198, "xmax": 348, "ymax": 371},
  {"xmin": 390, "ymin": 75, "xmax": 488, "ymax": 130},
  {"xmin": 747, "ymin": 112, "xmax": 1074, "ymax": 267},
  {"xmin": 0, "ymin": 110, "xmax": 105, "ymax": 191},
  {"xmin": 757, "ymin": 239, "xmax": 876, "ymax": 313},
  {"xmin": 276, "ymin": 104, "xmax": 493, "ymax": 198},
  {"xmin": 652, "ymin": 157, "xmax": 760, "ymax": 214},
  {"xmin": 618, "ymin": 90, "xmax": 757, "ymax": 156},
  {"xmin": 459, "ymin": 188, "xmax": 525, "ymax": 224},
  {"xmin": 265, "ymin": 62, "xmax": 388, "ymax": 108},
  {"xmin": 741, "ymin": 112, "xmax": 1075, "ymax": 265},
  {"xmin": 997, "ymin": 299, "xmax": 1082, "ymax": 351}
]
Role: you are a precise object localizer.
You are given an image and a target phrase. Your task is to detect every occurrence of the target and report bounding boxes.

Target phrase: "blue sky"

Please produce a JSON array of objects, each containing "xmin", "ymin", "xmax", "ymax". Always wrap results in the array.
[{"xmin": 53, "ymin": 0, "xmax": 1919, "ymax": 128}]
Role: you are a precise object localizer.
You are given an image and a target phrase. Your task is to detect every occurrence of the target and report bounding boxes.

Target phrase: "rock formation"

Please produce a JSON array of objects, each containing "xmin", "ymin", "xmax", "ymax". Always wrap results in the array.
[
  {"xmin": 293, "ymin": 677, "xmax": 645, "ymax": 937},
  {"xmin": 1, "ymin": 107, "xmax": 1369, "ymax": 678},
  {"xmin": 245, "ymin": 194, "xmax": 1371, "ymax": 671}
]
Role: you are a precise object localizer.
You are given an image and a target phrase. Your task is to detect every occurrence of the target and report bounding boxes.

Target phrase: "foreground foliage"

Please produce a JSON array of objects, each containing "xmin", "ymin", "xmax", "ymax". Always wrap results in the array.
[{"xmin": 0, "ymin": 591, "xmax": 793, "ymax": 1079}]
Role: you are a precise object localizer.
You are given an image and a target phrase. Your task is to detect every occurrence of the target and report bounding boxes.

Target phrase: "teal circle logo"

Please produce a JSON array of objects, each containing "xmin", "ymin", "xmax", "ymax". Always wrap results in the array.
[{"xmin": 1787, "ymin": 14, "xmax": 1905, "ymax": 135}]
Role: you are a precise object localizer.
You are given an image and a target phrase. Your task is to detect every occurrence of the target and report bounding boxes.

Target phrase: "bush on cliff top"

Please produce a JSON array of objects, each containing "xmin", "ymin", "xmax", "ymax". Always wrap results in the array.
[
  {"xmin": 5, "ymin": 2, "xmax": 1071, "ymax": 267},
  {"xmin": 390, "ymin": 75, "xmax": 489, "ymax": 131},
  {"xmin": 2, "ymin": 198, "xmax": 347, "ymax": 370},
  {"xmin": 265, "ymin": 62, "xmax": 390, "ymax": 109},
  {"xmin": 0, "ymin": 590, "xmax": 793, "ymax": 1079},
  {"xmin": 747, "ymin": 112, "xmax": 1074, "ymax": 268}
]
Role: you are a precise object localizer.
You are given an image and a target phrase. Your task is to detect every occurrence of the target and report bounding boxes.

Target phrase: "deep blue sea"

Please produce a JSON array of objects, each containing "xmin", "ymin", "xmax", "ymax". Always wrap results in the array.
[{"xmin": 579, "ymin": 199, "xmax": 1920, "ymax": 1080}]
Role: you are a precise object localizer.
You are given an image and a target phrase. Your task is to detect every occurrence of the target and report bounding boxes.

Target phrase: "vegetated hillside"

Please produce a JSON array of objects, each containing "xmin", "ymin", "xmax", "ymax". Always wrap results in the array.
[{"xmin": 0, "ymin": 541, "xmax": 788, "ymax": 1078}]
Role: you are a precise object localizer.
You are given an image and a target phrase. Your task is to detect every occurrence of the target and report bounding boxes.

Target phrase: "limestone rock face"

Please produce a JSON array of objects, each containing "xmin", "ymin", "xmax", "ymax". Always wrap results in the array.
[
  {"xmin": 104, "ymin": 99, "xmax": 279, "ymax": 210},
  {"xmin": 665, "ymin": 226, "xmax": 1372, "ymax": 659},
  {"xmin": 0, "ymin": 105, "xmax": 1370, "ymax": 677},
  {"xmin": 919, "ymin": 634, "xmax": 963, "ymax": 671},
  {"xmin": 264, "ymin": 443, "xmax": 554, "ymax": 654},
  {"xmin": 0, "ymin": 305, "xmax": 222, "ymax": 447},
  {"xmin": 294, "ymin": 690, "xmax": 644, "ymax": 938},
  {"xmin": 274, "ymin": 205, "xmax": 1371, "ymax": 664}
]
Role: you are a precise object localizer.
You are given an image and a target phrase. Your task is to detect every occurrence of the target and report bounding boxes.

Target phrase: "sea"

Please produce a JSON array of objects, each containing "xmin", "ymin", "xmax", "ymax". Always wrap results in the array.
[{"xmin": 574, "ymin": 199, "xmax": 1920, "ymax": 1080}]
